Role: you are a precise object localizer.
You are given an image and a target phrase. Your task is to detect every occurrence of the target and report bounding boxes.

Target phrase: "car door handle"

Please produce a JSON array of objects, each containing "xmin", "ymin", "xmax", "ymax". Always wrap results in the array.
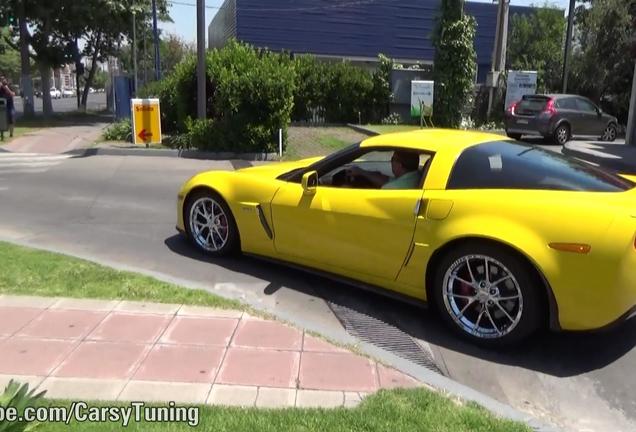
[{"xmin": 414, "ymin": 198, "xmax": 428, "ymax": 216}]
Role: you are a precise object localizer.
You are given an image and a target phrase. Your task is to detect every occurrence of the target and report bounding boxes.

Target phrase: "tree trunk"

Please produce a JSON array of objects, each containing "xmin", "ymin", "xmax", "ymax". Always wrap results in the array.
[
  {"xmin": 39, "ymin": 64, "xmax": 53, "ymax": 117},
  {"xmin": 81, "ymin": 32, "xmax": 102, "ymax": 109},
  {"xmin": 18, "ymin": 2, "xmax": 34, "ymax": 117}
]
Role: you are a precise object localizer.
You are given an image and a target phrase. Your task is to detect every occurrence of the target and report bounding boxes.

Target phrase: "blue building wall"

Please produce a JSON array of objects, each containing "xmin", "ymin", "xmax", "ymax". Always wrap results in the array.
[{"xmin": 211, "ymin": 0, "xmax": 536, "ymax": 82}]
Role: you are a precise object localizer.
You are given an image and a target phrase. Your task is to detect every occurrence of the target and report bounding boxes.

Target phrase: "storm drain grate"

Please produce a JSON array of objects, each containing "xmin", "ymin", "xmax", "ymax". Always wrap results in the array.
[{"xmin": 328, "ymin": 302, "xmax": 444, "ymax": 375}]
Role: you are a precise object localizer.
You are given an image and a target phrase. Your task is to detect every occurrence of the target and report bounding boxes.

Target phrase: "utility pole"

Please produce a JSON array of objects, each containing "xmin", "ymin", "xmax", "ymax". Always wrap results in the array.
[
  {"xmin": 152, "ymin": 0, "xmax": 161, "ymax": 80},
  {"xmin": 561, "ymin": 0, "xmax": 575, "ymax": 93},
  {"xmin": 627, "ymin": 63, "xmax": 636, "ymax": 146},
  {"xmin": 627, "ymin": 2, "xmax": 636, "ymax": 145},
  {"xmin": 143, "ymin": 31, "xmax": 148, "ymax": 85},
  {"xmin": 486, "ymin": 0, "xmax": 510, "ymax": 119},
  {"xmin": 18, "ymin": 1, "xmax": 34, "ymax": 117},
  {"xmin": 196, "ymin": 0, "xmax": 206, "ymax": 119},
  {"xmin": 132, "ymin": 11, "xmax": 138, "ymax": 95}
]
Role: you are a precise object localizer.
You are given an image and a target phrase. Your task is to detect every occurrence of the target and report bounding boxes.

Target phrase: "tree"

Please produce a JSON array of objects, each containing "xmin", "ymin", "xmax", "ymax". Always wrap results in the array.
[
  {"xmin": 507, "ymin": 3, "xmax": 566, "ymax": 93},
  {"xmin": 0, "ymin": 28, "xmax": 20, "ymax": 83},
  {"xmin": 160, "ymin": 33, "xmax": 194, "ymax": 76},
  {"xmin": 569, "ymin": 0, "xmax": 633, "ymax": 123},
  {"xmin": 432, "ymin": 0, "xmax": 477, "ymax": 128},
  {"xmin": 1, "ymin": 0, "xmax": 170, "ymax": 114}
]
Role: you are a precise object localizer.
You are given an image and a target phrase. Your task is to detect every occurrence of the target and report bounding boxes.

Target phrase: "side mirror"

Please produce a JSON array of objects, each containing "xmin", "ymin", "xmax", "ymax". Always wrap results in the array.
[{"xmin": 301, "ymin": 171, "xmax": 318, "ymax": 195}]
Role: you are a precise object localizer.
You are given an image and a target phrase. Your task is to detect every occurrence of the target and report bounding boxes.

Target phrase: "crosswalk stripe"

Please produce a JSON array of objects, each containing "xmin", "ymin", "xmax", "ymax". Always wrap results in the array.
[
  {"xmin": 0, "ymin": 168, "xmax": 49, "ymax": 174},
  {"xmin": 0, "ymin": 162, "xmax": 62, "ymax": 169},
  {"xmin": 0, "ymin": 155, "xmax": 72, "ymax": 162},
  {"xmin": 0, "ymin": 153, "xmax": 73, "ymax": 174}
]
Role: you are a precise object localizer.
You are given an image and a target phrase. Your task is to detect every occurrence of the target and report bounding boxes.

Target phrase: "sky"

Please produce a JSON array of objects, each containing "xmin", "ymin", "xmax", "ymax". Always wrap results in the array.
[{"xmin": 160, "ymin": 0, "xmax": 572, "ymax": 43}]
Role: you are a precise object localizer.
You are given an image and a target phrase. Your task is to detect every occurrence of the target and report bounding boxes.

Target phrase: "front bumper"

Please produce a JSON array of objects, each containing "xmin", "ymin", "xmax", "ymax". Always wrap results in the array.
[{"xmin": 176, "ymin": 193, "xmax": 186, "ymax": 234}]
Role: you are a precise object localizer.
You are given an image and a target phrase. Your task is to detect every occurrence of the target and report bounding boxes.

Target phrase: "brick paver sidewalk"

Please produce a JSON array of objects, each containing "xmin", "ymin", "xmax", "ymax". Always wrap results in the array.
[
  {"xmin": 0, "ymin": 295, "xmax": 423, "ymax": 408},
  {"xmin": 4, "ymin": 124, "xmax": 107, "ymax": 154}
]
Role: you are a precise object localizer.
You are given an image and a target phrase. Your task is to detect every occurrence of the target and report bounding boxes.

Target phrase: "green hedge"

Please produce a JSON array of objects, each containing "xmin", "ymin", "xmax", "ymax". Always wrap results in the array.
[
  {"xmin": 291, "ymin": 54, "xmax": 391, "ymax": 124},
  {"xmin": 139, "ymin": 41, "xmax": 392, "ymax": 152}
]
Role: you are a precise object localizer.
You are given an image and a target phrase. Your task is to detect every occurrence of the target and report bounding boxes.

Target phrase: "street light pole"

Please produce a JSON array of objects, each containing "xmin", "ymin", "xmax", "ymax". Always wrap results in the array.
[
  {"xmin": 487, "ymin": 0, "xmax": 510, "ymax": 119},
  {"xmin": 627, "ymin": 63, "xmax": 636, "ymax": 146},
  {"xmin": 196, "ymin": 0, "xmax": 206, "ymax": 119},
  {"xmin": 152, "ymin": 0, "xmax": 161, "ymax": 80},
  {"xmin": 561, "ymin": 0, "xmax": 576, "ymax": 93},
  {"xmin": 132, "ymin": 11, "xmax": 138, "ymax": 95}
]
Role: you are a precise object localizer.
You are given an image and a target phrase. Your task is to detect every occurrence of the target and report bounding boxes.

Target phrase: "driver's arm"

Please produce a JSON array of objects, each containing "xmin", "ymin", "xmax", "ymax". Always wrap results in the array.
[{"xmin": 348, "ymin": 166, "xmax": 389, "ymax": 188}]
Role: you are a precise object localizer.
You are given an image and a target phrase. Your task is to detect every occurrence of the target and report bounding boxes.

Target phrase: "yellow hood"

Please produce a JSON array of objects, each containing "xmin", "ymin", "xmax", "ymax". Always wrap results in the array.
[{"xmin": 237, "ymin": 156, "xmax": 323, "ymax": 178}]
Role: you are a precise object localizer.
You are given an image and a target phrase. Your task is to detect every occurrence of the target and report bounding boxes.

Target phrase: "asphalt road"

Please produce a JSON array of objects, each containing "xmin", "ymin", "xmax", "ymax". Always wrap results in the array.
[
  {"xmin": 13, "ymin": 93, "xmax": 108, "ymax": 114},
  {"xmin": 0, "ymin": 153, "xmax": 634, "ymax": 432}
]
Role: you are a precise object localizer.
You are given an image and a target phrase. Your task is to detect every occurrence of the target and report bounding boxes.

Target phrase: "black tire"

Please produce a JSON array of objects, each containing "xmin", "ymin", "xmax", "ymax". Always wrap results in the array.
[
  {"xmin": 553, "ymin": 123, "xmax": 570, "ymax": 145},
  {"xmin": 184, "ymin": 190, "xmax": 240, "ymax": 256},
  {"xmin": 506, "ymin": 132, "xmax": 522, "ymax": 140},
  {"xmin": 601, "ymin": 123, "xmax": 617, "ymax": 142},
  {"xmin": 432, "ymin": 242, "xmax": 543, "ymax": 347}
]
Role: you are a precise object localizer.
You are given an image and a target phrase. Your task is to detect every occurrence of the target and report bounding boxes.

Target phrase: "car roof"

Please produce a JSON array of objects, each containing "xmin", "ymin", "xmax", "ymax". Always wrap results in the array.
[
  {"xmin": 529, "ymin": 94, "xmax": 586, "ymax": 99},
  {"xmin": 360, "ymin": 128, "xmax": 508, "ymax": 153}
]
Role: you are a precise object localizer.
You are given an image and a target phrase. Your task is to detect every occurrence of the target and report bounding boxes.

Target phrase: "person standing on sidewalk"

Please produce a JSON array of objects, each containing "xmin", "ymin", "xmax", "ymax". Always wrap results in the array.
[{"xmin": 0, "ymin": 75, "xmax": 16, "ymax": 138}]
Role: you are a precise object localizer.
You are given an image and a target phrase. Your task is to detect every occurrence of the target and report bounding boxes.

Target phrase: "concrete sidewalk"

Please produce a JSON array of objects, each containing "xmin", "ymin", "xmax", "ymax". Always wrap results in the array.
[
  {"xmin": 0, "ymin": 295, "xmax": 423, "ymax": 408},
  {"xmin": 563, "ymin": 140, "xmax": 636, "ymax": 174},
  {"xmin": 4, "ymin": 124, "xmax": 107, "ymax": 154}
]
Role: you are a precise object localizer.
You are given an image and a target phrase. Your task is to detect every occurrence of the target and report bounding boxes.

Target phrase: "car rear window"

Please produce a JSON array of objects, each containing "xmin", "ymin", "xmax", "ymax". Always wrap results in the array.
[
  {"xmin": 516, "ymin": 96, "xmax": 548, "ymax": 115},
  {"xmin": 447, "ymin": 141, "xmax": 634, "ymax": 192}
]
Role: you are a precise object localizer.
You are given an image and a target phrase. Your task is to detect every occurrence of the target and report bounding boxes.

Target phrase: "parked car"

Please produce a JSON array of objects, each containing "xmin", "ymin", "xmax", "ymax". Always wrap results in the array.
[
  {"xmin": 504, "ymin": 94, "xmax": 619, "ymax": 145},
  {"xmin": 176, "ymin": 129, "xmax": 636, "ymax": 346},
  {"xmin": 49, "ymin": 87, "xmax": 61, "ymax": 99},
  {"xmin": 62, "ymin": 89, "xmax": 74, "ymax": 98}
]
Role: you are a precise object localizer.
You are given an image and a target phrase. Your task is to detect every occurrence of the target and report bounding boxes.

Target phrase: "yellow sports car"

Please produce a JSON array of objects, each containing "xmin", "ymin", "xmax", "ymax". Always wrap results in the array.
[{"xmin": 176, "ymin": 129, "xmax": 636, "ymax": 346}]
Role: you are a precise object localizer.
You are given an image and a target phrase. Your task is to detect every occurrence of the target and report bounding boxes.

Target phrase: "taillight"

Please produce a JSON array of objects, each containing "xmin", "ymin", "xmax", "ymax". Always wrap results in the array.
[
  {"xmin": 543, "ymin": 98, "xmax": 557, "ymax": 116},
  {"xmin": 507, "ymin": 101, "xmax": 519, "ymax": 115}
]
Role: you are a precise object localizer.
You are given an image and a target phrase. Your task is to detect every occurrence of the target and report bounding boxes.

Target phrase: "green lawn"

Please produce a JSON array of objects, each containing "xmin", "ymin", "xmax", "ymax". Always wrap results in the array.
[
  {"xmin": 0, "ymin": 126, "xmax": 39, "ymax": 143},
  {"xmin": 283, "ymin": 126, "xmax": 367, "ymax": 160},
  {"xmin": 34, "ymin": 389, "xmax": 529, "ymax": 432},
  {"xmin": 0, "ymin": 241, "xmax": 240, "ymax": 310},
  {"xmin": 0, "ymin": 240, "xmax": 531, "ymax": 432},
  {"xmin": 363, "ymin": 124, "xmax": 423, "ymax": 134}
]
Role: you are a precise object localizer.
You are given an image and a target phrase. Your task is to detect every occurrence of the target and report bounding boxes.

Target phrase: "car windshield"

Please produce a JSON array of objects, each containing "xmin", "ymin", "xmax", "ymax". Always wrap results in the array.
[{"xmin": 447, "ymin": 141, "xmax": 634, "ymax": 192}]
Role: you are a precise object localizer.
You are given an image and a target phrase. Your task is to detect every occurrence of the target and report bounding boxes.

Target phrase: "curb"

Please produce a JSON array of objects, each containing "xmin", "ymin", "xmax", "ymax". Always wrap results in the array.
[
  {"xmin": 347, "ymin": 124, "xmax": 380, "ymax": 136},
  {"xmin": 0, "ymin": 236, "xmax": 562, "ymax": 432},
  {"xmin": 65, "ymin": 147, "xmax": 280, "ymax": 161},
  {"xmin": 562, "ymin": 143, "xmax": 636, "ymax": 174}
]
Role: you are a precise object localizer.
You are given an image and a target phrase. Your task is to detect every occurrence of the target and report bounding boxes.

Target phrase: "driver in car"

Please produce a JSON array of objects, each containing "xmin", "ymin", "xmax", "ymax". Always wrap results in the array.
[{"xmin": 346, "ymin": 150, "xmax": 420, "ymax": 189}]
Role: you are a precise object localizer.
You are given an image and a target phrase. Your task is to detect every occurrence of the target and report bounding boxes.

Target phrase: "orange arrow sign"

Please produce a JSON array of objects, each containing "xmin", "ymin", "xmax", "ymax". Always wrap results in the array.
[{"xmin": 138, "ymin": 129, "xmax": 153, "ymax": 141}]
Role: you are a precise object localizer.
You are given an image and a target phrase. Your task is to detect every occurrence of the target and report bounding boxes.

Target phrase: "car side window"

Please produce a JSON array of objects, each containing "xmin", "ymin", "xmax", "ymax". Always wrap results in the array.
[
  {"xmin": 317, "ymin": 148, "xmax": 431, "ymax": 190},
  {"xmin": 575, "ymin": 98, "xmax": 597, "ymax": 114},
  {"xmin": 558, "ymin": 98, "xmax": 577, "ymax": 110}
]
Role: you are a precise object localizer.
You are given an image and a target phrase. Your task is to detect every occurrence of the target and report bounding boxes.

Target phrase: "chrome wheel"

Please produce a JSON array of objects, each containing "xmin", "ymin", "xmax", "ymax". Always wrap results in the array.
[
  {"xmin": 555, "ymin": 125, "xmax": 569, "ymax": 145},
  {"xmin": 601, "ymin": 125, "xmax": 617, "ymax": 142},
  {"xmin": 442, "ymin": 255, "xmax": 523, "ymax": 339},
  {"xmin": 189, "ymin": 197, "xmax": 229, "ymax": 252}
]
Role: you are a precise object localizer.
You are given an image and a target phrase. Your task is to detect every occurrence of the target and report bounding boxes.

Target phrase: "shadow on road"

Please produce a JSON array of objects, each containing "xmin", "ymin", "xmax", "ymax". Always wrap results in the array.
[{"xmin": 164, "ymin": 234, "xmax": 636, "ymax": 378}]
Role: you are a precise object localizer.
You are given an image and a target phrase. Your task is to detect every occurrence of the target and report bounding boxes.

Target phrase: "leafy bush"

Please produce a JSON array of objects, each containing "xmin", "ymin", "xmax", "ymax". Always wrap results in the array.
[
  {"xmin": 432, "ymin": 3, "xmax": 478, "ymax": 128},
  {"xmin": 292, "ymin": 55, "xmax": 329, "ymax": 122},
  {"xmin": 322, "ymin": 62, "xmax": 374, "ymax": 123},
  {"xmin": 153, "ymin": 41, "xmax": 295, "ymax": 153},
  {"xmin": 291, "ymin": 54, "xmax": 391, "ymax": 124},
  {"xmin": 102, "ymin": 119, "xmax": 132, "ymax": 141},
  {"xmin": 204, "ymin": 40, "xmax": 295, "ymax": 153},
  {"xmin": 0, "ymin": 379, "xmax": 46, "ymax": 432}
]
